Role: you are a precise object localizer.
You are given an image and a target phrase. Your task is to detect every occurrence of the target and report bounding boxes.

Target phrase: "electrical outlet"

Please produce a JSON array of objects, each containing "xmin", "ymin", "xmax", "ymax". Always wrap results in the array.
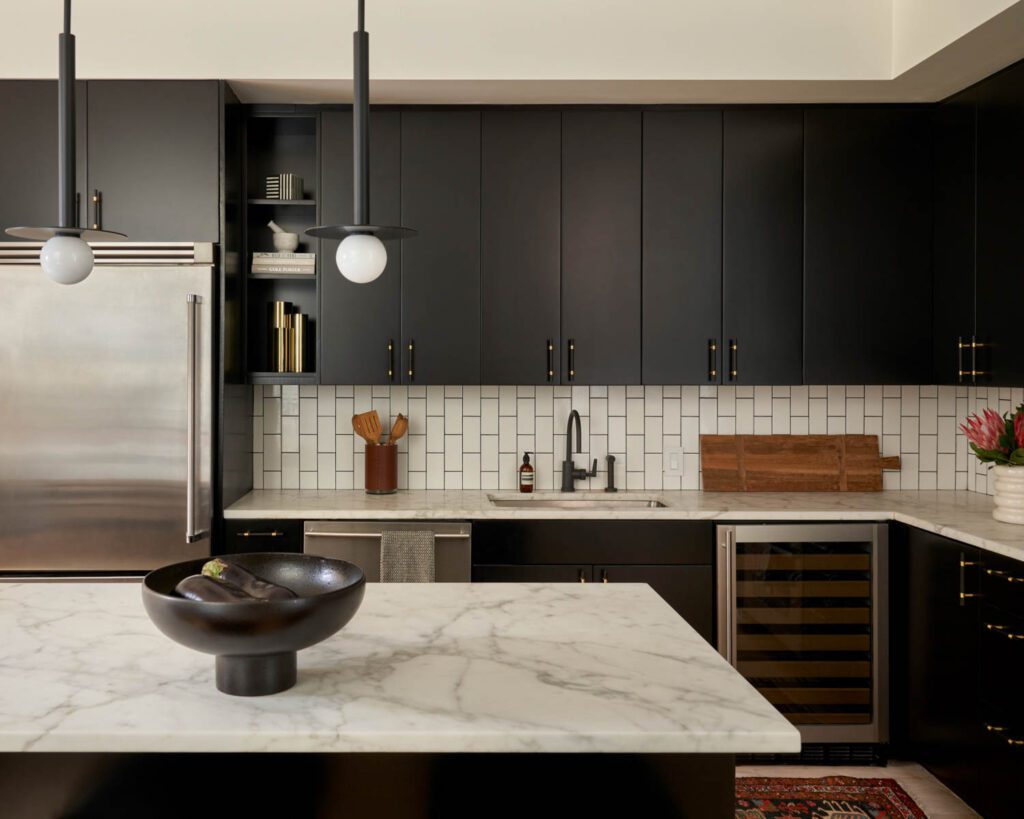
[{"xmin": 663, "ymin": 446, "xmax": 685, "ymax": 477}]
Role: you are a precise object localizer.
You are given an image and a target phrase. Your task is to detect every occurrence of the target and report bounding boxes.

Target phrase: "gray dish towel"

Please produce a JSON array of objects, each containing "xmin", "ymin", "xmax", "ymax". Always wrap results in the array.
[{"xmin": 380, "ymin": 529, "xmax": 436, "ymax": 583}]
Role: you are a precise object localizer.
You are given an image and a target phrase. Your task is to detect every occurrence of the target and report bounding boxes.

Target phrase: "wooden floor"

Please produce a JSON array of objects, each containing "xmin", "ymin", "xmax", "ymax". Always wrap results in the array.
[{"xmin": 737, "ymin": 760, "xmax": 980, "ymax": 818}]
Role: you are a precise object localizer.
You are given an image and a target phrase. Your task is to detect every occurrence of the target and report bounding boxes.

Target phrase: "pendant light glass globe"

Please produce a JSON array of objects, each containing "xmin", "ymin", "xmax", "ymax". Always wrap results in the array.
[
  {"xmin": 337, "ymin": 234, "xmax": 387, "ymax": 284},
  {"xmin": 40, "ymin": 234, "xmax": 94, "ymax": 285}
]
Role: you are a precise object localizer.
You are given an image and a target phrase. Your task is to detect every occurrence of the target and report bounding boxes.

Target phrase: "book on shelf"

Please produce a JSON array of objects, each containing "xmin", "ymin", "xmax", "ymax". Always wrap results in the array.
[{"xmin": 253, "ymin": 251, "xmax": 316, "ymax": 260}]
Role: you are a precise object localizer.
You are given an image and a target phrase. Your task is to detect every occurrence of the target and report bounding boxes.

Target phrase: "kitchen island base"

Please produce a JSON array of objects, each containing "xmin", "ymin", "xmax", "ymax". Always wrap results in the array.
[{"xmin": 0, "ymin": 751, "xmax": 736, "ymax": 818}]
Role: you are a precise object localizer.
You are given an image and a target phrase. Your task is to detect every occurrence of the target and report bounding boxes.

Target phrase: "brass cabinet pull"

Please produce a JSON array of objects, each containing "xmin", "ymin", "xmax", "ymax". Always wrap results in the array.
[
  {"xmin": 90, "ymin": 189, "xmax": 102, "ymax": 230},
  {"xmin": 986, "ymin": 568, "xmax": 1024, "ymax": 584},
  {"xmin": 567, "ymin": 338, "xmax": 576, "ymax": 381},
  {"xmin": 578, "ymin": 568, "xmax": 587, "ymax": 583},
  {"xmin": 960, "ymin": 552, "xmax": 981, "ymax": 605},
  {"xmin": 546, "ymin": 339, "xmax": 554, "ymax": 382},
  {"xmin": 387, "ymin": 339, "xmax": 394, "ymax": 382},
  {"xmin": 238, "ymin": 530, "xmax": 284, "ymax": 538},
  {"xmin": 407, "ymin": 339, "xmax": 415, "ymax": 381},
  {"xmin": 707, "ymin": 339, "xmax": 718, "ymax": 381},
  {"xmin": 985, "ymin": 723, "xmax": 1024, "ymax": 746},
  {"xmin": 985, "ymin": 623, "xmax": 1024, "ymax": 640}
]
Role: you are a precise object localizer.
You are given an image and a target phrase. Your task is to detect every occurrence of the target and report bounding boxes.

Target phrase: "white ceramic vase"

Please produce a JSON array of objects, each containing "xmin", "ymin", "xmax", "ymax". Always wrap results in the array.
[{"xmin": 992, "ymin": 465, "xmax": 1024, "ymax": 524}]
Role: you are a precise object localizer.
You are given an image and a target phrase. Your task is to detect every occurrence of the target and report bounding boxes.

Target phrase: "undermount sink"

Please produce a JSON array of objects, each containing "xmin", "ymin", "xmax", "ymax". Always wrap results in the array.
[{"xmin": 487, "ymin": 494, "xmax": 667, "ymax": 510}]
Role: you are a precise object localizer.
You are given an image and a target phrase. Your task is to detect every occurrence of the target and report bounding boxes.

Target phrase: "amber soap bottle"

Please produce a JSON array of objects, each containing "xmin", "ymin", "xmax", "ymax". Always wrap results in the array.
[{"xmin": 519, "ymin": 452, "xmax": 534, "ymax": 493}]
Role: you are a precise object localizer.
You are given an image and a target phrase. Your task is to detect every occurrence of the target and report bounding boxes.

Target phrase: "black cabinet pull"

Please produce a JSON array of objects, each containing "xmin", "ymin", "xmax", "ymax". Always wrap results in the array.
[
  {"xmin": 546, "ymin": 339, "xmax": 554, "ymax": 382},
  {"xmin": 387, "ymin": 339, "xmax": 394, "ymax": 382},
  {"xmin": 728, "ymin": 339, "xmax": 738, "ymax": 381},
  {"xmin": 986, "ymin": 567, "xmax": 1024, "ymax": 584},
  {"xmin": 984, "ymin": 723, "xmax": 1024, "ymax": 746},
  {"xmin": 407, "ymin": 339, "xmax": 415, "ymax": 381},
  {"xmin": 707, "ymin": 339, "xmax": 718, "ymax": 382},
  {"xmin": 75, "ymin": 192, "xmax": 81, "ymax": 228},
  {"xmin": 577, "ymin": 568, "xmax": 586, "ymax": 584},
  {"xmin": 90, "ymin": 189, "xmax": 102, "ymax": 230},
  {"xmin": 600, "ymin": 568, "xmax": 608, "ymax": 584},
  {"xmin": 567, "ymin": 338, "xmax": 575, "ymax": 381},
  {"xmin": 237, "ymin": 530, "xmax": 284, "ymax": 538},
  {"xmin": 957, "ymin": 336, "xmax": 966, "ymax": 384}
]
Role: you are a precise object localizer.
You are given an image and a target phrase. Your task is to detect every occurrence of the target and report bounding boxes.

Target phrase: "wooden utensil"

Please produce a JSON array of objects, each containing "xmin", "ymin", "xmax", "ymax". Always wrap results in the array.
[
  {"xmin": 699, "ymin": 434, "xmax": 901, "ymax": 492},
  {"xmin": 352, "ymin": 411, "xmax": 383, "ymax": 444},
  {"xmin": 389, "ymin": 413, "xmax": 408, "ymax": 445}
]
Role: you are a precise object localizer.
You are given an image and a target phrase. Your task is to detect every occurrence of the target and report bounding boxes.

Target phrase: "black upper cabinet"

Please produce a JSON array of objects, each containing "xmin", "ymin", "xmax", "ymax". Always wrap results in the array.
[
  {"xmin": 932, "ymin": 92, "xmax": 978, "ymax": 385},
  {"xmin": 562, "ymin": 111, "xmax": 642, "ymax": 385},
  {"xmin": 722, "ymin": 109, "xmax": 803, "ymax": 385},
  {"xmin": 642, "ymin": 111, "xmax": 722, "ymax": 384},
  {"xmin": 320, "ymin": 110, "xmax": 402, "ymax": 385},
  {"xmin": 976, "ymin": 61, "xmax": 1024, "ymax": 386},
  {"xmin": 86, "ymin": 81, "xmax": 220, "ymax": 242},
  {"xmin": 804, "ymin": 108, "xmax": 932, "ymax": 384},
  {"xmin": 0, "ymin": 81, "xmax": 87, "ymax": 237},
  {"xmin": 401, "ymin": 111, "xmax": 481, "ymax": 385},
  {"xmin": 481, "ymin": 111, "xmax": 561, "ymax": 385}
]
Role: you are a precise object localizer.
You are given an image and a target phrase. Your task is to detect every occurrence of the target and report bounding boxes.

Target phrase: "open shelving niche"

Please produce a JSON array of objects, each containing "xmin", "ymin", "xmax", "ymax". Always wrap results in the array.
[{"xmin": 243, "ymin": 110, "xmax": 320, "ymax": 385}]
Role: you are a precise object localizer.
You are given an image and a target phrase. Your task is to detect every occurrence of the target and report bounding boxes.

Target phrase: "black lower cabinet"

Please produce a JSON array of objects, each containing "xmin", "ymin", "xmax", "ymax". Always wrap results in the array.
[
  {"xmin": 896, "ymin": 528, "xmax": 1024, "ymax": 817},
  {"xmin": 222, "ymin": 519, "xmax": 303, "ymax": 554},
  {"xmin": 471, "ymin": 521, "xmax": 714, "ymax": 643},
  {"xmin": 896, "ymin": 528, "xmax": 984, "ymax": 811}
]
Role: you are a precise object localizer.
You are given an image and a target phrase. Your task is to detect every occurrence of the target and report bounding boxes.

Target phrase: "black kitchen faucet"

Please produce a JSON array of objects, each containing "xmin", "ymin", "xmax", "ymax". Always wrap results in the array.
[{"xmin": 561, "ymin": 409, "xmax": 597, "ymax": 492}]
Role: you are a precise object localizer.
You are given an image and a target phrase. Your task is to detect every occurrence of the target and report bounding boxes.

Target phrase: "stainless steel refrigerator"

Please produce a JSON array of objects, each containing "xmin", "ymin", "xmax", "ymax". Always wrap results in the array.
[{"xmin": 0, "ymin": 243, "xmax": 214, "ymax": 572}]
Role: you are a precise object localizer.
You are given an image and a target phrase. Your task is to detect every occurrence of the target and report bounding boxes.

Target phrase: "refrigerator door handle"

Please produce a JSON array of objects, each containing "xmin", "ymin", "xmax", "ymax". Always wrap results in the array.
[
  {"xmin": 186, "ymin": 294, "xmax": 207, "ymax": 544},
  {"xmin": 716, "ymin": 526, "xmax": 735, "ymax": 663}
]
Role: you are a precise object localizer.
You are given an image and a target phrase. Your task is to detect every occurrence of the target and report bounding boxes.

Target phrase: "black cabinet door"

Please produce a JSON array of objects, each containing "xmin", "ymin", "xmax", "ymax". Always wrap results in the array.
[
  {"xmin": 472, "ymin": 564, "xmax": 592, "ymax": 583},
  {"xmin": 561, "ymin": 111, "xmax": 642, "ymax": 385},
  {"xmin": 86, "ymin": 81, "xmax": 220, "ymax": 242},
  {"xmin": 642, "ymin": 111, "xmax": 722, "ymax": 384},
  {"xmin": 0, "ymin": 81, "xmax": 86, "ymax": 237},
  {"xmin": 804, "ymin": 108, "xmax": 932, "ymax": 384},
  {"xmin": 902, "ymin": 529, "xmax": 984, "ymax": 811},
  {"xmin": 320, "ymin": 110, "xmax": 402, "ymax": 384},
  {"xmin": 595, "ymin": 564, "xmax": 713, "ymax": 643},
  {"xmin": 932, "ymin": 92, "xmax": 978, "ymax": 385},
  {"xmin": 481, "ymin": 111, "xmax": 561, "ymax": 385},
  {"xmin": 400, "ymin": 111, "xmax": 481, "ymax": 384},
  {"xmin": 976, "ymin": 61, "xmax": 1024, "ymax": 386},
  {"xmin": 722, "ymin": 110, "xmax": 803, "ymax": 385}
]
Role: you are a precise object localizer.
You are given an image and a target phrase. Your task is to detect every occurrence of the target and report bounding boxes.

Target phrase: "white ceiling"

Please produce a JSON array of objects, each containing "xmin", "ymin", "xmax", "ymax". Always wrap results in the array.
[{"xmin": 1, "ymin": 0, "xmax": 1022, "ymax": 103}]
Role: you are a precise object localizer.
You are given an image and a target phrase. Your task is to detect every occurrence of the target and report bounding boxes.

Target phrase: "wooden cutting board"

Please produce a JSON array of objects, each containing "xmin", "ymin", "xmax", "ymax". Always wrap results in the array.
[{"xmin": 699, "ymin": 435, "xmax": 901, "ymax": 492}]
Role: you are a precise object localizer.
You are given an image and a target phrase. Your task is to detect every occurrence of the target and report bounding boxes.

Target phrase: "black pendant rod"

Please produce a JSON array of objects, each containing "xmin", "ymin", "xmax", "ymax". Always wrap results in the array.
[
  {"xmin": 353, "ymin": 0, "xmax": 369, "ymax": 226},
  {"xmin": 58, "ymin": 0, "xmax": 75, "ymax": 229}
]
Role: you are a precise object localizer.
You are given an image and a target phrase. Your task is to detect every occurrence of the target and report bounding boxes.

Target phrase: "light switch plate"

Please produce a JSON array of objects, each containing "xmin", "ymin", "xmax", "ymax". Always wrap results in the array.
[{"xmin": 663, "ymin": 446, "xmax": 685, "ymax": 477}]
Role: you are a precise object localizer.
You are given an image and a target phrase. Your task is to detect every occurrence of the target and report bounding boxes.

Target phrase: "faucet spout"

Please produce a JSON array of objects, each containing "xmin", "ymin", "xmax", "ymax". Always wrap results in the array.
[
  {"xmin": 566, "ymin": 409, "xmax": 581, "ymax": 462},
  {"xmin": 561, "ymin": 409, "xmax": 594, "ymax": 492}
]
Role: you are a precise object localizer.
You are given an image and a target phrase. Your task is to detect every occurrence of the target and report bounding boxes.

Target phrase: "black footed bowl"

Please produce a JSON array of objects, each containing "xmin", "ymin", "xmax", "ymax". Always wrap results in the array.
[{"xmin": 142, "ymin": 553, "xmax": 365, "ymax": 697}]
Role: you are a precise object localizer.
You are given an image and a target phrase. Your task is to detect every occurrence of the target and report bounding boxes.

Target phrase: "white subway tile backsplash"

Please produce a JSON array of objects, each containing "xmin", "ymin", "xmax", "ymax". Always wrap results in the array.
[{"xmin": 252, "ymin": 384, "xmax": 1001, "ymax": 494}]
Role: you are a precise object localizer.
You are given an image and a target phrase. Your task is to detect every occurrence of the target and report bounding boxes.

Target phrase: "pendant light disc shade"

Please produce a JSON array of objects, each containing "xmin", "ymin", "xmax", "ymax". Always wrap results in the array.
[
  {"xmin": 306, "ymin": 224, "xmax": 417, "ymax": 241},
  {"xmin": 6, "ymin": 225, "xmax": 127, "ymax": 242}
]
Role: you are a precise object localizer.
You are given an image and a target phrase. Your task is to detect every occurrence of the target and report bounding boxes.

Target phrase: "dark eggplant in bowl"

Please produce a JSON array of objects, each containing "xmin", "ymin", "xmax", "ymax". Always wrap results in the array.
[{"xmin": 142, "ymin": 553, "xmax": 365, "ymax": 696}]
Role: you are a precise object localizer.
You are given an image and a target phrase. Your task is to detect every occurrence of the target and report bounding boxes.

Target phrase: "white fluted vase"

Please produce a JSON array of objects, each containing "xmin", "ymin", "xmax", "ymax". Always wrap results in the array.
[{"xmin": 992, "ymin": 465, "xmax": 1024, "ymax": 524}]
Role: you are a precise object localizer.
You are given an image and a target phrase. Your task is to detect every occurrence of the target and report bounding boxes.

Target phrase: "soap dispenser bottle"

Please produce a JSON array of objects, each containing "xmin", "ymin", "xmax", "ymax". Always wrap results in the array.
[{"xmin": 519, "ymin": 452, "xmax": 534, "ymax": 493}]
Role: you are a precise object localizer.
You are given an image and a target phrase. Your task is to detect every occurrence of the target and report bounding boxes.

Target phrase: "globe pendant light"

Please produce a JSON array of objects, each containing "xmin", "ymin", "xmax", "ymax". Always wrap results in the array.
[
  {"xmin": 306, "ymin": 0, "xmax": 416, "ymax": 283},
  {"xmin": 6, "ymin": 0, "xmax": 126, "ymax": 284}
]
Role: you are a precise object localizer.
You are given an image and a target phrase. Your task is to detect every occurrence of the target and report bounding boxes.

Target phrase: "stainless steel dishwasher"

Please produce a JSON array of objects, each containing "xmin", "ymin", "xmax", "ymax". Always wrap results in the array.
[{"xmin": 303, "ymin": 521, "xmax": 472, "ymax": 581}]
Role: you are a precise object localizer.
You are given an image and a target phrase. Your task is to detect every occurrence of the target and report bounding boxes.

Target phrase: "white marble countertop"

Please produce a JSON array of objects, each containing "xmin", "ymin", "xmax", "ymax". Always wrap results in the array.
[
  {"xmin": 225, "ymin": 489, "xmax": 1024, "ymax": 563},
  {"xmin": 0, "ymin": 582, "xmax": 799, "ymax": 754}
]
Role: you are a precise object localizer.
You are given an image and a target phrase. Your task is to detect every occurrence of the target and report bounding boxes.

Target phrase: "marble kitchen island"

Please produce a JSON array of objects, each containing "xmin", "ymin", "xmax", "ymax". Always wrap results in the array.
[{"xmin": 0, "ymin": 580, "xmax": 797, "ymax": 817}]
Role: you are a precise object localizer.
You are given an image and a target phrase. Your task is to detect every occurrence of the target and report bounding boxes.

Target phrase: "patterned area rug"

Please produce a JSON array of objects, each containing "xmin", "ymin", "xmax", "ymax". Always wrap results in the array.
[{"xmin": 736, "ymin": 776, "xmax": 926, "ymax": 818}]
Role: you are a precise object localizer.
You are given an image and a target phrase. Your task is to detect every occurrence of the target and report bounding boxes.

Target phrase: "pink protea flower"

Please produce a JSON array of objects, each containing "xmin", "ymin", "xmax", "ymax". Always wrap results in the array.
[
  {"xmin": 1016, "ymin": 410, "xmax": 1024, "ymax": 450},
  {"xmin": 961, "ymin": 408, "xmax": 1007, "ymax": 452}
]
